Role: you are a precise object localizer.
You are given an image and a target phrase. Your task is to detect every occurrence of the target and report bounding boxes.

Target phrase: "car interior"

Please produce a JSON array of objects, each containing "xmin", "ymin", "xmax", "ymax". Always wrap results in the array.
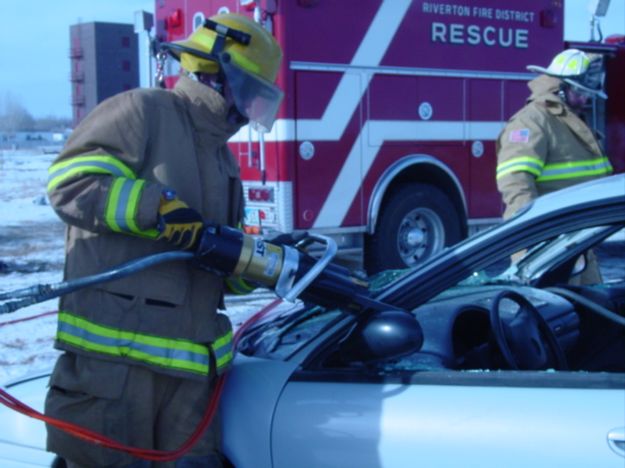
[
  {"xmin": 328, "ymin": 237, "xmax": 625, "ymax": 375},
  {"xmin": 238, "ymin": 224, "xmax": 625, "ymax": 379}
]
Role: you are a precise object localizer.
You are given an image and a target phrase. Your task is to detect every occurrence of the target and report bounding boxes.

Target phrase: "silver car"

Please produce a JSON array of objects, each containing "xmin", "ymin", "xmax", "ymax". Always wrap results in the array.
[
  {"xmin": 222, "ymin": 174, "xmax": 625, "ymax": 468},
  {"xmin": 1, "ymin": 175, "xmax": 624, "ymax": 467}
]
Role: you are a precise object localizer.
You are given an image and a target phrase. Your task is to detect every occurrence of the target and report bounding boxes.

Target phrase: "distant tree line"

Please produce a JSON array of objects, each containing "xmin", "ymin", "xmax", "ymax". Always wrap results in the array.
[{"xmin": 0, "ymin": 93, "xmax": 71, "ymax": 133}]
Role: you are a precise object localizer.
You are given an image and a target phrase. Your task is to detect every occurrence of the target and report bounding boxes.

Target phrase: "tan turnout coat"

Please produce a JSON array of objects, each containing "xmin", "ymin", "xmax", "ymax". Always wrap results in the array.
[
  {"xmin": 496, "ymin": 75, "xmax": 612, "ymax": 219},
  {"xmin": 47, "ymin": 75, "xmax": 244, "ymax": 379}
]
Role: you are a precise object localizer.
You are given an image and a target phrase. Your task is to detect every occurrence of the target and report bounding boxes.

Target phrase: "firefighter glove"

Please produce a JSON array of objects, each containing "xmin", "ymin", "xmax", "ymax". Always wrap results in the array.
[{"xmin": 157, "ymin": 190, "xmax": 203, "ymax": 250}]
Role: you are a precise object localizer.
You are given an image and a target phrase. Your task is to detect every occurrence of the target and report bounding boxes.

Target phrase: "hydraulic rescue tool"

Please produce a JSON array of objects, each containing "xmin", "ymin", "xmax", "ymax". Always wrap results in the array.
[
  {"xmin": 194, "ymin": 223, "xmax": 405, "ymax": 312},
  {"xmin": 1, "ymin": 223, "xmax": 424, "ymax": 371},
  {"xmin": 0, "ymin": 223, "xmax": 405, "ymax": 316}
]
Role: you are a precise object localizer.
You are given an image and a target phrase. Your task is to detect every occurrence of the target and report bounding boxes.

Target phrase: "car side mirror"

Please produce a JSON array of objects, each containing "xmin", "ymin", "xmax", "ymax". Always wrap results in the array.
[{"xmin": 340, "ymin": 310, "xmax": 423, "ymax": 363}]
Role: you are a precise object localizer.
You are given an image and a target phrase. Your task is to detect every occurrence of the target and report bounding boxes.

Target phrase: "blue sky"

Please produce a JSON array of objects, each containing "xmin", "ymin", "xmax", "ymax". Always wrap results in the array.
[
  {"xmin": 0, "ymin": 0, "xmax": 153, "ymax": 119},
  {"xmin": 0, "ymin": 0, "xmax": 623, "ymax": 119}
]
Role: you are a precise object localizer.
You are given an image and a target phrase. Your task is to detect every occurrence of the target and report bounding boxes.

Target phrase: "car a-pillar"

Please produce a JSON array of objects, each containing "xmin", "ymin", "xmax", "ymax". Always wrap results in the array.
[{"xmin": 364, "ymin": 160, "xmax": 467, "ymax": 274}]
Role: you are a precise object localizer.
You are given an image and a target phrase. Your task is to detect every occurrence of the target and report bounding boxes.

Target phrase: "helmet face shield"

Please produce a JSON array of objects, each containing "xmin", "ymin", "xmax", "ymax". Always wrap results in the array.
[
  {"xmin": 564, "ymin": 77, "xmax": 607, "ymax": 100},
  {"xmin": 572, "ymin": 57, "xmax": 606, "ymax": 99},
  {"xmin": 221, "ymin": 57, "xmax": 284, "ymax": 132}
]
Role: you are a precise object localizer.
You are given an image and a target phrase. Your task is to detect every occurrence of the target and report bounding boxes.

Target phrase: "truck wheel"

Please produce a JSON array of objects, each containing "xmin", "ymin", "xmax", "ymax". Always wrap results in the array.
[{"xmin": 365, "ymin": 183, "xmax": 463, "ymax": 274}]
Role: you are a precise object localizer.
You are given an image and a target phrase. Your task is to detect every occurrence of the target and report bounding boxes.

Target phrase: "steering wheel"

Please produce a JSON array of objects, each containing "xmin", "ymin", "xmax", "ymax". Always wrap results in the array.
[{"xmin": 489, "ymin": 290, "xmax": 568, "ymax": 370}]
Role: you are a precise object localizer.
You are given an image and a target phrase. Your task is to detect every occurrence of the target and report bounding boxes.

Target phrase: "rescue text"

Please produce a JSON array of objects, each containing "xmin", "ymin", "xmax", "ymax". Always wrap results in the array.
[{"xmin": 431, "ymin": 22, "xmax": 529, "ymax": 48}]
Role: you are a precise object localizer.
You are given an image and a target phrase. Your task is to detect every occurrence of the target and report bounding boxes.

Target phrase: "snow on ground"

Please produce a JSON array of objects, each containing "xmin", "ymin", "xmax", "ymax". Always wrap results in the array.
[{"xmin": 0, "ymin": 151, "xmax": 278, "ymax": 384}]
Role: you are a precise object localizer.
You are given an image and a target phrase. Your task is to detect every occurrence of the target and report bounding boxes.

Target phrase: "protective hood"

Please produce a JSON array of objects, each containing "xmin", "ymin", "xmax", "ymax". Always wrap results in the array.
[
  {"xmin": 528, "ymin": 74, "xmax": 562, "ymax": 99},
  {"xmin": 173, "ymin": 74, "xmax": 244, "ymax": 139}
]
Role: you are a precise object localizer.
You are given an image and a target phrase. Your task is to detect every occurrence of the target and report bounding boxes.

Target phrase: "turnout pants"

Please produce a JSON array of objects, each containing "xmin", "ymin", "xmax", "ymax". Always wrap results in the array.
[{"xmin": 45, "ymin": 352, "xmax": 223, "ymax": 468}]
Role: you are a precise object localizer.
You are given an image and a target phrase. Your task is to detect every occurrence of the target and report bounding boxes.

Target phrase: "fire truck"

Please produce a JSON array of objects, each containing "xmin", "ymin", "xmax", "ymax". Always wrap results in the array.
[{"xmin": 153, "ymin": 0, "xmax": 625, "ymax": 273}]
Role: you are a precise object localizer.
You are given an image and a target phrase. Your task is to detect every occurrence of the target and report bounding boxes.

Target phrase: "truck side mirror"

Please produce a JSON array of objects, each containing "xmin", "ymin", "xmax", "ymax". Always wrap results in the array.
[{"xmin": 340, "ymin": 310, "xmax": 423, "ymax": 363}]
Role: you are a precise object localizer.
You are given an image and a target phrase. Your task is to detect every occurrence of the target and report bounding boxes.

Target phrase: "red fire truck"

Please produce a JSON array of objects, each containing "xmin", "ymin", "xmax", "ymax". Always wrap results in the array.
[{"xmin": 154, "ymin": 0, "xmax": 625, "ymax": 273}]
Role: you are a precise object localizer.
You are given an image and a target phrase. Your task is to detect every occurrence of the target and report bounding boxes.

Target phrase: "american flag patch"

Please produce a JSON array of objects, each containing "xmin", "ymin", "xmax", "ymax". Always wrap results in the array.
[{"xmin": 508, "ymin": 128, "xmax": 530, "ymax": 143}]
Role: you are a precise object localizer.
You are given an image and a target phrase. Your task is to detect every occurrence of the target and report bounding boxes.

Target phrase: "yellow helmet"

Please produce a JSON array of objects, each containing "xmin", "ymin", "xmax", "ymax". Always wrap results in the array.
[
  {"xmin": 162, "ymin": 13, "xmax": 284, "ymax": 131},
  {"xmin": 169, "ymin": 13, "xmax": 281, "ymax": 84}
]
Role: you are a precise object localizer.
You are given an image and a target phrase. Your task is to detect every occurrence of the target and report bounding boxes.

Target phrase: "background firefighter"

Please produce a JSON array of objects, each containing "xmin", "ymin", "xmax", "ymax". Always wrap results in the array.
[
  {"xmin": 495, "ymin": 48, "xmax": 613, "ymax": 284},
  {"xmin": 44, "ymin": 13, "xmax": 282, "ymax": 467}
]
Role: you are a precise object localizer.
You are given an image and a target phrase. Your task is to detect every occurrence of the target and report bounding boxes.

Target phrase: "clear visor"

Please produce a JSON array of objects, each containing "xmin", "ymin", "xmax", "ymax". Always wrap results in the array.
[
  {"xmin": 564, "ymin": 72, "xmax": 607, "ymax": 99},
  {"xmin": 582, "ymin": 69, "xmax": 604, "ymax": 91},
  {"xmin": 566, "ymin": 59, "xmax": 607, "ymax": 99},
  {"xmin": 221, "ymin": 59, "xmax": 284, "ymax": 132}
]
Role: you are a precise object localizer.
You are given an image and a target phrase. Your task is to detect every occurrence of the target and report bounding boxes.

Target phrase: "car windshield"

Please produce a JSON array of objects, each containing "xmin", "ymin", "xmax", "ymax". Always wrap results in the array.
[{"xmin": 237, "ymin": 304, "xmax": 346, "ymax": 359}]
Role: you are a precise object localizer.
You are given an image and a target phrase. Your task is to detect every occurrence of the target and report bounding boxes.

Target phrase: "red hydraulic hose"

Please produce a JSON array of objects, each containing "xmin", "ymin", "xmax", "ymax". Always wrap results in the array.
[
  {"xmin": 0, "ymin": 310, "xmax": 57, "ymax": 328},
  {"xmin": 0, "ymin": 298, "xmax": 283, "ymax": 462}
]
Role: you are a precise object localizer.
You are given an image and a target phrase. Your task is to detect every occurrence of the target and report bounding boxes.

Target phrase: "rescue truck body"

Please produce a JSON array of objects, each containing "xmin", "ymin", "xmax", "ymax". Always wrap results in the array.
[{"xmin": 154, "ymin": 0, "xmax": 625, "ymax": 272}]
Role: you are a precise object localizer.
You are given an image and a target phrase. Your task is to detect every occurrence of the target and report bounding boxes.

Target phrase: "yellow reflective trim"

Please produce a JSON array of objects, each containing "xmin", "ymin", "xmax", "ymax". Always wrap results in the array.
[
  {"xmin": 103, "ymin": 178, "xmax": 159, "ymax": 238},
  {"xmin": 542, "ymin": 157, "xmax": 611, "ymax": 171},
  {"xmin": 59, "ymin": 311, "xmax": 211, "ymax": 354},
  {"xmin": 496, "ymin": 165, "xmax": 542, "ymax": 179},
  {"xmin": 496, "ymin": 156, "xmax": 544, "ymax": 171},
  {"xmin": 48, "ymin": 155, "xmax": 136, "ymax": 191},
  {"xmin": 105, "ymin": 178, "xmax": 124, "ymax": 232},
  {"xmin": 57, "ymin": 311, "xmax": 212, "ymax": 375},
  {"xmin": 213, "ymin": 330, "xmax": 233, "ymax": 350},
  {"xmin": 211, "ymin": 329, "xmax": 233, "ymax": 370},
  {"xmin": 216, "ymin": 351, "xmax": 233, "ymax": 369},
  {"xmin": 57, "ymin": 311, "xmax": 235, "ymax": 376},
  {"xmin": 125, "ymin": 180, "xmax": 159, "ymax": 238},
  {"xmin": 58, "ymin": 331, "xmax": 210, "ymax": 375},
  {"xmin": 496, "ymin": 156, "xmax": 544, "ymax": 180},
  {"xmin": 125, "ymin": 179, "xmax": 143, "ymax": 234},
  {"xmin": 538, "ymin": 169, "xmax": 613, "ymax": 182},
  {"xmin": 49, "ymin": 155, "xmax": 135, "ymax": 175},
  {"xmin": 537, "ymin": 156, "xmax": 613, "ymax": 182}
]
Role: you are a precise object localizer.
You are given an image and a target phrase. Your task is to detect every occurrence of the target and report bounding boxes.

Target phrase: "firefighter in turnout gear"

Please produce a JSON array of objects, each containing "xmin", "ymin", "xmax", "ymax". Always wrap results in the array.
[
  {"xmin": 44, "ymin": 13, "xmax": 282, "ymax": 467},
  {"xmin": 496, "ymin": 49, "xmax": 613, "ymax": 284}
]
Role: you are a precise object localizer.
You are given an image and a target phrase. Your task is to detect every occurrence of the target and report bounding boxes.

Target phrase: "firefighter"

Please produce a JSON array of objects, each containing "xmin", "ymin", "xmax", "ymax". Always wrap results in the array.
[
  {"xmin": 495, "ymin": 48, "xmax": 613, "ymax": 284},
  {"xmin": 44, "ymin": 13, "xmax": 282, "ymax": 467}
]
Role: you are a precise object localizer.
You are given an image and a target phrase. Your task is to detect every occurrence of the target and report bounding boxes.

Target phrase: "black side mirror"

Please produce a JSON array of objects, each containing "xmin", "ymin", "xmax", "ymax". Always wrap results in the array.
[{"xmin": 340, "ymin": 310, "xmax": 423, "ymax": 363}]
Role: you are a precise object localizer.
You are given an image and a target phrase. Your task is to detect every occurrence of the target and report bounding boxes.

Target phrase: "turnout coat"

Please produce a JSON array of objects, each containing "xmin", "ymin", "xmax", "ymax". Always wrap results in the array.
[
  {"xmin": 47, "ymin": 75, "xmax": 244, "ymax": 380},
  {"xmin": 496, "ymin": 75, "xmax": 612, "ymax": 219}
]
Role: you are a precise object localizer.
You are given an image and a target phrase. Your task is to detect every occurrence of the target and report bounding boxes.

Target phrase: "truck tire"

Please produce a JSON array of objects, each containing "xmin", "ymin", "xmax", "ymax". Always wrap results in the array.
[{"xmin": 365, "ymin": 183, "xmax": 463, "ymax": 274}]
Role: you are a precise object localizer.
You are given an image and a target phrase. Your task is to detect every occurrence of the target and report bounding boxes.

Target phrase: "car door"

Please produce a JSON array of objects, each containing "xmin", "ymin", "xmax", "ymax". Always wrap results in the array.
[{"xmin": 271, "ymin": 370, "xmax": 625, "ymax": 468}]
